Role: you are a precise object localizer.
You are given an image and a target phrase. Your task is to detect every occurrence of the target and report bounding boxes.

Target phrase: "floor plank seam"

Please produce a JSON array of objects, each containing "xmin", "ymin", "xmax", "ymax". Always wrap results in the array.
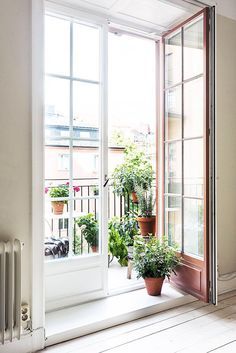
[
  {"xmin": 206, "ymin": 339, "xmax": 236, "ymax": 352},
  {"xmin": 98, "ymin": 305, "xmax": 236, "ymax": 353}
]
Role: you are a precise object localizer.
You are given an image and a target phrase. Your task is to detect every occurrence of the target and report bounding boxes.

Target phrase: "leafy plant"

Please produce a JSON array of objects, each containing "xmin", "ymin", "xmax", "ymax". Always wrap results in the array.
[
  {"xmin": 108, "ymin": 224, "xmax": 128, "ymax": 267},
  {"xmin": 73, "ymin": 234, "xmax": 81, "ymax": 255},
  {"xmin": 76, "ymin": 213, "xmax": 98, "ymax": 248},
  {"xmin": 135, "ymin": 185, "xmax": 155, "ymax": 218},
  {"xmin": 109, "ymin": 214, "xmax": 139, "ymax": 247},
  {"xmin": 112, "ymin": 144, "xmax": 154, "ymax": 196},
  {"xmin": 133, "ymin": 235, "xmax": 180, "ymax": 279},
  {"xmin": 45, "ymin": 183, "xmax": 80, "ymax": 203}
]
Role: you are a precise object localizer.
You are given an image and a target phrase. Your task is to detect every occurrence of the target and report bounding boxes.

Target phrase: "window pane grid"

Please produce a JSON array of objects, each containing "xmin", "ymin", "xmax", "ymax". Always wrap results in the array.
[
  {"xmin": 164, "ymin": 15, "xmax": 204, "ymax": 258},
  {"xmin": 45, "ymin": 14, "xmax": 101, "ymax": 258}
]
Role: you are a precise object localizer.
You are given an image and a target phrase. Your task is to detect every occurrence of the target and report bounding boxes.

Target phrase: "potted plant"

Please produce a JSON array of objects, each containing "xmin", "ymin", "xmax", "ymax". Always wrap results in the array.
[
  {"xmin": 112, "ymin": 144, "xmax": 154, "ymax": 202},
  {"xmin": 76, "ymin": 213, "xmax": 99, "ymax": 252},
  {"xmin": 45, "ymin": 183, "xmax": 80, "ymax": 215},
  {"xmin": 135, "ymin": 185, "xmax": 156, "ymax": 236},
  {"xmin": 133, "ymin": 236, "xmax": 180, "ymax": 296},
  {"xmin": 108, "ymin": 222, "xmax": 128, "ymax": 267}
]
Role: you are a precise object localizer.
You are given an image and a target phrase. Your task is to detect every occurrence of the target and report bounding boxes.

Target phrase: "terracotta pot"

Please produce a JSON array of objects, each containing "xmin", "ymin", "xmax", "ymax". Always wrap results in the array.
[
  {"xmin": 131, "ymin": 192, "xmax": 138, "ymax": 203},
  {"xmin": 137, "ymin": 216, "xmax": 156, "ymax": 236},
  {"xmin": 91, "ymin": 245, "xmax": 98, "ymax": 253},
  {"xmin": 144, "ymin": 277, "xmax": 165, "ymax": 296},
  {"xmin": 51, "ymin": 201, "xmax": 64, "ymax": 215}
]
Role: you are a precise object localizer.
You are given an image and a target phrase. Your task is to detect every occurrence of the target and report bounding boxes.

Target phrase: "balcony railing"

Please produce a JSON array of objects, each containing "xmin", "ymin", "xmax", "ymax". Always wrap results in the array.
[{"xmin": 44, "ymin": 178, "xmax": 141, "ymax": 258}]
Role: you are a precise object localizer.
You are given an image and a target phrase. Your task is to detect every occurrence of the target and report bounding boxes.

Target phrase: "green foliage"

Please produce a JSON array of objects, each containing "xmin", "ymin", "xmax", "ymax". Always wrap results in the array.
[
  {"xmin": 108, "ymin": 224, "xmax": 128, "ymax": 266},
  {"xmin": 135, "ymin": 185, "xmax": 155, "ymax": 217},
  {"xmin": 133, "ymin": 236, "xmax": 180, "ymax": 279},
  {"xmin": 112, "ymin": 144, "xmax": 154, "ymax": 196},
  {"xmin": 73, "ymin": 234, "xmax": 81, "ymax": 255},
  {"xmin": 76, "ymin": 213, "xmax": 98, "ymax": 247},
  {"xmin": 109, "ymin": 214, "xmax": 139, "ymax": 247},
  {"xmin": 49, "ymin": 185, "xmax": 69, "ymax": 203}
]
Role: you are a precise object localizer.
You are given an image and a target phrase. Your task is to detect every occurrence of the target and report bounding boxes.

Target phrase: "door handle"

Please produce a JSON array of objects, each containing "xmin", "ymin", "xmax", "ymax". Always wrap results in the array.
[{"xmin": 103, "ymin": 175, "xmax": 109, "ymax": 187}]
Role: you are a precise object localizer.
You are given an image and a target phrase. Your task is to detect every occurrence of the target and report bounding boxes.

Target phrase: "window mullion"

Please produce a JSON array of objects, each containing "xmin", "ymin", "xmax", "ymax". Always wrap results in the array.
[{"xmin": 68, "ymin": 21, "xmax": 74, "ymax": 257}]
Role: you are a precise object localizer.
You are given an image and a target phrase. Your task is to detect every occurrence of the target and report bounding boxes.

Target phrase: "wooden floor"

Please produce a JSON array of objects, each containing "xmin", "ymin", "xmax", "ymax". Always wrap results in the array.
[{"xmin": 41, "ymin": 290, "xmax": 236, "ymax": 353}]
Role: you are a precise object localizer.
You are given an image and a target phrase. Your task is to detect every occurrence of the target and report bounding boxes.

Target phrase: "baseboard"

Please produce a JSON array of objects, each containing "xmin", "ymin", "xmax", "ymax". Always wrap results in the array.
[
  {"xmin": 0, "ymin": 327, "xmax": 45, "ymax": 353},
  {"xmin": 218, "ymin": 273, "xmax": 236, "ymax": 294}
]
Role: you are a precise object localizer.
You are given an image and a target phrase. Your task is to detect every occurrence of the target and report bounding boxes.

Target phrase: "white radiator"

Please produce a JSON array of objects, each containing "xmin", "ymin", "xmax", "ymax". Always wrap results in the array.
[{"xmin": 0, "ymin": 239, "xmax": 22, "ymax": 344}]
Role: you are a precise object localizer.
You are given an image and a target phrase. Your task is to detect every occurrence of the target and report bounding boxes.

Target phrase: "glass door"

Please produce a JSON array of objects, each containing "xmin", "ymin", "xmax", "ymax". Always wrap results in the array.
[
  {"xmin": 44, "ymin": 14, "xmax": 108, "ymax": 311},
  {"xmin": 163, "ymin": 9, "xmax": 210, "ymax": 302}
]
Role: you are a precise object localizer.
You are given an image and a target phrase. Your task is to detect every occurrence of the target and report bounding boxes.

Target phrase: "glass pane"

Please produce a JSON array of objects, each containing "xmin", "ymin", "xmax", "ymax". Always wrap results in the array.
[
  {"xmin": 73, "ymin": 82, "xmax": 99, "ymax": 140},
  {"xmin": 184, "ymin": 198, "xmax": 204, "ymax": 258},
  {"xmin": 184, "ymin": 16, "xmax": 203, "ymax": 80},
  {"xmin": 45, "ymin": 77, "xmax": 70, "ymax": 135},
  {"xmin": 165, "ymin": 86, "xmax": 182, "ymax": 141},
  {"xmin": 165, "ymin": 196, "xmax": 181, "ymax": 250},
  {"xmin": 165, "ymin": 142, "xmax": 182, "ymax": 195},
  {"xmin": 74, "ymin": 210, "xmax": 99, "ymax": 256},
  {"xmin": 184, "ymin": 77, "xmax": 203, "ymax": 138},
  {"xmin": 45, "ymin": 16, "xmax": 70, "ymax": 76},
  {"xmin": 184, "ymin": 139, "xmax": 203, "ymax": 198},
  {"xmin": 165, "ymin": 30, "xmax": 182, "ymax": 87},
  {"xmin": 108, "ymin": 32, "xmax": 156, "ymax": 151},
  {"xmin": 73, "ymin": 23, "xmax": 99, "ymax": 81},
  {"xmin": 44, "ymin": 139, "xmax": 70, "ymax": 260}
]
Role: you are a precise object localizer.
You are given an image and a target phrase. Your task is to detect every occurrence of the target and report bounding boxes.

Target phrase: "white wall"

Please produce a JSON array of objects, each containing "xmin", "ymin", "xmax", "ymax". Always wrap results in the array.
[
  {"xmin": 0, "ymin": 0, "xmax": 32, "ymax": 304},
  {"xmin": 216, "ymin": 14, "xmax": 236, "ymax": 275}
]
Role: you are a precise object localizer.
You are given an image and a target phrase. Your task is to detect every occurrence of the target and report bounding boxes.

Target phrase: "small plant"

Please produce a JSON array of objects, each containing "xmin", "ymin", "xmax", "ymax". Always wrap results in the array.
[
  {"xmin": 133, "ymin": 236, "xmax": 180, "ymax": 280},
  {"xmin": 135, "ymin": 185, "xmax": 155, "ymax": 218},
  {"xmin": 45, "ymin": 183, "xmax": 80, "ymax": 203},
  {"xmin": 76, "ymin": 213, "xmax": 98, "ymax": 248},
  {"xmin": 92, "ymin": 185, "xmax": 99, "ymax": 196}
]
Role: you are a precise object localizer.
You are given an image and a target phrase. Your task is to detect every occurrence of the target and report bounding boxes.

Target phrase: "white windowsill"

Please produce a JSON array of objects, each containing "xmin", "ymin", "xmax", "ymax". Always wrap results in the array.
[{"xmin": 45, "ymin": 283, "xmax": 197, "ymax": 347}]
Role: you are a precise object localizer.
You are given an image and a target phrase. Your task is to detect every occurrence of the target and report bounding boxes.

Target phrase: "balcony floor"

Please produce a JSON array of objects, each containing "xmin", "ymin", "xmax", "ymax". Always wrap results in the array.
[{"xmin": 108, "ymin": 257, "xmax": 144, "ymax": 294}]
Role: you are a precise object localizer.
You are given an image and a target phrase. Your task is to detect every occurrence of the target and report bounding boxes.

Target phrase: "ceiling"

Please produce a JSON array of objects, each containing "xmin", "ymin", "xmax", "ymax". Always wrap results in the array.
[{"xmin": 50, "ymin": 0, "xmax": 204, "ymax": 36}]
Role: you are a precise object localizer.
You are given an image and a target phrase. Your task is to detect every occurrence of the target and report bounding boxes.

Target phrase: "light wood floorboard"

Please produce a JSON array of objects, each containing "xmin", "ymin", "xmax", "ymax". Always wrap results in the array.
[{"xmin": 40, "ymin": 290, "xmax": 236, "ymax": 353}]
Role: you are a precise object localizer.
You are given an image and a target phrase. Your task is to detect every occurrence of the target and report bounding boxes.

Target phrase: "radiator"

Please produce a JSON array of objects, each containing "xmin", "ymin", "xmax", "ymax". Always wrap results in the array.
[{"xmin": 0, "ymin": 239, "xmax": 22, "ymax": 344}]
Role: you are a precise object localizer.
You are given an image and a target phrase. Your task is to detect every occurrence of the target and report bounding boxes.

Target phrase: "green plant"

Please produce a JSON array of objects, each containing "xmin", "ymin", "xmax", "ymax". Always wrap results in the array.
[
  {"xmin": 108, "ymin": 224, "xmax": 128, "ymax": 267},
  {"xmin": 73, "ymin": 234, "xmax": 81, "ymax": 255},
  {"xmin": 92, "ymin": 185, "xmax": 99, "ymax": 196},
  {"xmin": 109, "ymin": 214, "xmax": 139, "ymax": 247},
  {"xmin": 133, "ymin": 235, "xmax": 180, "ymax": 279},
  {"xmin": 45, "ymin": 183, "xmax": 80, "ymax": 203},
  {"xmin": 135, "ymin": 185, "xmax": 155, "ymax": 217},
  {"xmin": 112, "ymin": 144, "xmax": 154, "ymax": 196},
  {"xmin": 76, "ymin": 213, "xmax": 98, "ymax": 248}
]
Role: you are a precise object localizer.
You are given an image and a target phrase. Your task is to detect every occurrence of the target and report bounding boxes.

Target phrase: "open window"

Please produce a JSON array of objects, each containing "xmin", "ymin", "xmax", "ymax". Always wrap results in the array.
[{"xmin": 162, "ymin": 8, "xmax": 212, "ymax": 302}]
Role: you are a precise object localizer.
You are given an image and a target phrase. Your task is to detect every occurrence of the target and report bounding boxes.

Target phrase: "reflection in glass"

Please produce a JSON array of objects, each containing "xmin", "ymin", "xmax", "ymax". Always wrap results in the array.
[
  {"xmin": 165, "ymin": 196, "xmax": 182, "ymax": 249},
  {"xmin": 165, "ymin": 31, "xmax": 182, "ymax": 87},
  {"xmin": 184, "ymin": 139, "xmax": 203, "ymax": 198},
  {"xmin": 73, "ymin": 82, "xmax": 99, "ymax": 138},
  {"xmin": 165, "ymin": 86, "xmax": 182, "ymax": 141},
  {"xmin": 45, "ymin": 16, "xmax": 70, "ymax": 76},
  {"xmin": 165, "ymin": 142, "xmax": 182, "ymax": 195},
  {"xmin": 184, "ymin": 198, "xmax": 204, "ymax": 258},
  {"xmin": 184, "ymin": 77, "xmax": 203, "ymax": 138},
  {"xmin": 73, "ymin": 23, "xmax": 99, "ymax": 81},
  {"xmin": 184, "ymin": 17, "xmax": 203, "ymax": 80}
]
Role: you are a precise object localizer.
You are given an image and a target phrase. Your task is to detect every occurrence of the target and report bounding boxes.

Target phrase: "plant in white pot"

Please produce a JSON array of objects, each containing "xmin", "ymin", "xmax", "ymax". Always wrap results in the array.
[{"xmin": 133, "ymin": 235, "xmax": 180, "ymax": 296}]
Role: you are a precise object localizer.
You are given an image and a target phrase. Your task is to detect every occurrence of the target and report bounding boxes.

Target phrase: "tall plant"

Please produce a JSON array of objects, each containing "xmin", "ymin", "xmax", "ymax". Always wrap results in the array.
[
  {"xmin": 112, "ymin": 144, "xmax": 154, "ymax": 197},
  {"xmin": 135, "ymin": 185, "xmax": 155, "ymax": 218}
]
